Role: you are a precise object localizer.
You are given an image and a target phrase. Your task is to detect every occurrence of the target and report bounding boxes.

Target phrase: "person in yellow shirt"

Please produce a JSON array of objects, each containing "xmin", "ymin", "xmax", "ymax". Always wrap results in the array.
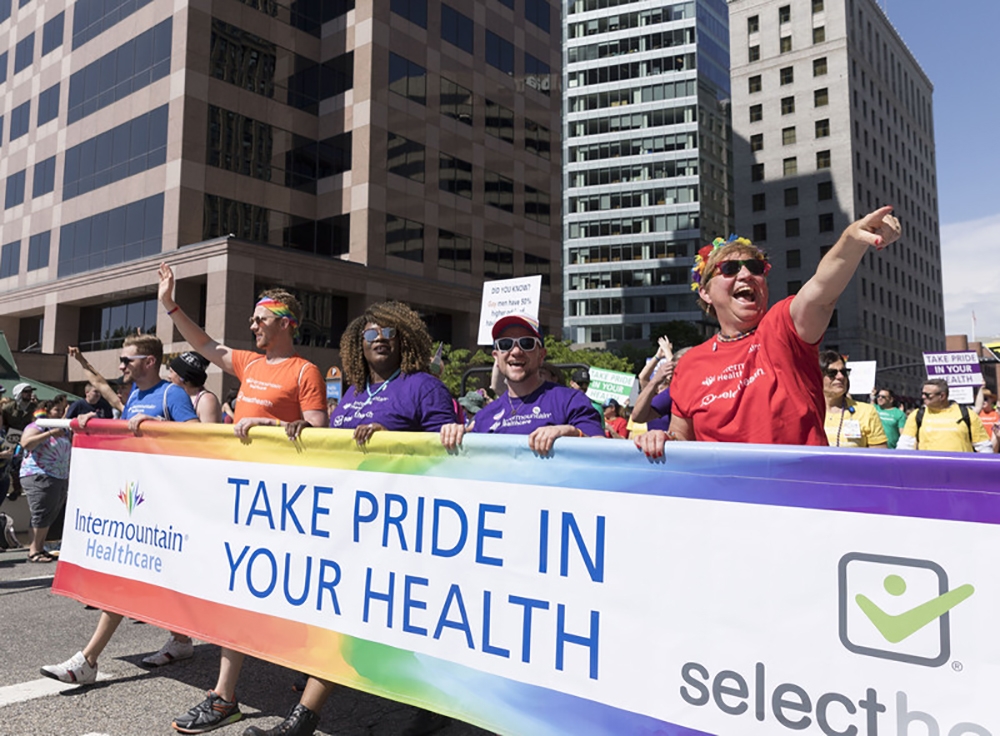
[
  {"xmin": 897, "ymin": 379, "xmax": 993, "ymax": 453},
  {"xmin": 820, "ymin": 350, "xmax": 887, "ymax": 448}
]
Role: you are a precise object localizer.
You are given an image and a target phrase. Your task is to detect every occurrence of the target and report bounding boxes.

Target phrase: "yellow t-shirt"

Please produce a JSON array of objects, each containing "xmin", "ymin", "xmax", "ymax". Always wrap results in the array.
[
  {"xmin": 824, "ymin": 397, "xmax": 887, "ymax": 447},
  {"xmin": 626, "ymin": 417, "xmax": 648, "ymax": 437},
  {"xmin": 900, "ymin": 403, "xmax": 991, "ymax": 453}
]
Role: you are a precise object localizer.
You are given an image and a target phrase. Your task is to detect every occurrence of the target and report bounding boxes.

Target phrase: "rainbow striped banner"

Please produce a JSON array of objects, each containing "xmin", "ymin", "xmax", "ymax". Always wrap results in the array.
[{"xmin": 53, "ymin": 421, "xmax": 1000, "ymax": 735}]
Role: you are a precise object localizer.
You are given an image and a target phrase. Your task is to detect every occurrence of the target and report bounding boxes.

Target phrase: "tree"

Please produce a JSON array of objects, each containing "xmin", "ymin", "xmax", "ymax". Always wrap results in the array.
[{"xmin": 648, "ymin": 320, "xmax": 707, "ymax": 349}]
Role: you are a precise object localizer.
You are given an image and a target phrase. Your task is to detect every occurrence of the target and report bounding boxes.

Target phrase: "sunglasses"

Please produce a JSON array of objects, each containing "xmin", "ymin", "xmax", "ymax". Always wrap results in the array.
[
  {"xmin": 876, "ymin": 394, "xmax": 891, "ymax": 401},
  {"xmin": 921, "ymin": 391, "xmax": 942, "ymax": 399},
  {"xmin": 363, "ymin": 327, "xmax": 397, "ymax": 343},
  {"xmin": 494, "ymin": 336, "xmax": 542, "ymax": 352},
  {"xmin": 249, "ymin": 315, "xmax": 280, "ymax": 327},
  {"xmin": 715, "ymin": 259, "xmax": 770, "ymax": 278},
  {"xmin": 822, "ymin": 367, "xmax": 851, "ymax": 379},
  {"xmin": 119, "ymin": 355, "xmax": 152, "ymax": 364}
]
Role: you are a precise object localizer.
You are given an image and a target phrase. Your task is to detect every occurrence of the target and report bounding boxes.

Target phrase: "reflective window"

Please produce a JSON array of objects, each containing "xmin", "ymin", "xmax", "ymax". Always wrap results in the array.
[
  {"xmin": 780, "ymin": 36, "xmax": 792, "ymax": 53},
  {"xmin": 5, "ymin": 170, "xmax": 25, "ymax": 208},
  {"xmin": 0, "ymin": 53, "xmax": 7, "ymax": 85},
  {"xmin": 748, "ymin": 45, "xmax": 759, "ymax": 62},
  {"xmin": 390, "ymin": 0, "xmax": 426, "ymax": 28},
  {"xmin": 747, "ymin": 15, "xmax": 759, "ymax": 33},
  {"xmin": 484, "ymin": 242, "xmax": 513, "ymax": 279},
  {"xmin": 33, "ymin": 156, "xmax": 56, "ymax": 196},
  {"xmin": 485, "ymin": 99, "xmax": 514, "ymax": 143},
  {"xmin": 484, "ymin": 170, "xmax": 513, "ymax": 212},
  {"xmin": 749, "ymin": 104, "xmax": 762, "ymax": 123},
  {"xmin": 233, "ymin": 0, "xmax": 353, "ymax": 36},
  {"xmin": 485, "ymin": 31, "xmax": 514, "ymax": 75},
  {"xmin": 64, "ymin": 106, "xmax": 168, "ymax": 199},
  {"xmin": 440, "ymin": 77, "xmax": 472, "ymax": 124},
  {"xmin": 439, "ymin": 154, "xmax": 472, "ymax": 198},
  {"xmin": 496, "ymin": 0, "xmax": 513, "ymax": 8},
  {"xmin": 782, "ymin": 126, "xmax": 796, "ymax": 145},
  {"xmin": 0, "ymin": 0, "xmax": 10, "ymax": 23},
  {"xmin": 388, "ymin": 52, "xmax": 426, "ymax": 105},
  {"xmin": 72, "ymin": 0, "xmax": 154, "ymax": 49},
  {"xmin": 67, "ymin": 19, "xmax": 172, "ymax": 124},
  {"xmin": 441, "ymin": 5, "xmax": 473, "ymax": 53},
  {"xmin": 0, "ymin": 241, "xmax": 19, "ymax": 278},
  {"xmin": 525, "ymin": 118, "xmax": 550, "ymax": 158},
  {"xmin": 813, "ymin": 26, "xmax": 825, "ymax": 44},
  {"xmin": 524, "ymin": 185, "xmax": 550, "ymax": 224},
  {"xmin": 38, "ymin": 83, "xmax": 60, "ymax": 125},
  {"xmin": 387, "ymin": 132, "xmax": 425, "ymax": 182},
  {"xmin": 438, "ymin": 229, "xmax": 471, "ymax": 272},
  {"xmin": 14, "ymin": 33, "xmax": 34, "ymax": 74},
  {"xmin": 750, "ymin": 133, "xmax": 763, "ymax": 151},
  {"xmin": 815, "ymin": 118, "xmax": 830, "ymax": 138},
  {"xmin": 748, "ymin": 75, "xmax": 761, "ymax": 93},
  {"xmin": 27, "ymin": 231, "xmax": 50, "ymax": 271},
  {"xmin": 781, "ymin": 96, "xmax": 795, "ymax": 114},
  {"xmin": 58, "ymin": 194, "xmax": 164, "ymax": 277},
  {"xmin": 816, "ymin": 150, "xmax": 831, "ymax": 169},
  {"xmin": 524, "ymin": 53, "xmax": 550, "ymax": 95},
  {"xmin": 814, "ymin": 57, "xmax": 827, "ymax": 76},
  {"xmin": 783, "ymin": 157, "xmax": 797, "ymax": 176},
  {"xmin": 525, "ymin": 0, "xmax": 550, "ymax": 32},
  {"xmin": 77, "ymin": 296, "xmax": 157, "ymax": 351},
  {"xmin": 201, "ymin": 195, "xmax": 349, "ymax": 257},
  {"xmin": 524, "ymin": 252, "xmax": 551, "ymax": 288},
  {"xmin": 780, "ymin": 66, "xmax": 793, "ymax": 85},
  {"xmin": 10, "ymin": 101, "xmax": 30, "ymax": 140},
  {"xmin": 815, "ymin": 87, "xmax": 829, "ymax": 106},
  {"xmin": 386, "ymin": 214, "xmax": 424, "ymax": 262},
  {"xmin": 42, "ymin": 12, "xmax": 65, "ymax": 55}
]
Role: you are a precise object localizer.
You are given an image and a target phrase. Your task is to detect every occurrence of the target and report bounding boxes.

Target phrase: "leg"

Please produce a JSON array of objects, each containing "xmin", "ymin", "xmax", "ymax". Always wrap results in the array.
[
  {"xmin": 82, "ymin": 611, "xmax": 124, "ymax": 667},
  {"xmin": 171, "ymin": 649, "xmax": 245, "ymax": 733},
  {"xmin": 214, "ymin": 648, "xmax": 246, "ymax": 702},
  {"xmin": 28, "ymin": 525, "xmax": 49, "ymax": 557},
  {"xmin": 241, "ymin": 679, "xmax": 329, "ymax": 736},
  {"xmin": 300, "ymin": 677, "xmax": 335, "ymax": 714}
]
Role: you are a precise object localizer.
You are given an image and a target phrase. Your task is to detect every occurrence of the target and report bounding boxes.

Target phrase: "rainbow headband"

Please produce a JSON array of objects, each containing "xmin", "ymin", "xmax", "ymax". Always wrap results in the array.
[
  {"xmin": 690, "ymin": 234, "xmax": 764, "ymax": 291},
  {"xmin": 256, "ymin": 298, "xmax": 299, "ymax": 335}
]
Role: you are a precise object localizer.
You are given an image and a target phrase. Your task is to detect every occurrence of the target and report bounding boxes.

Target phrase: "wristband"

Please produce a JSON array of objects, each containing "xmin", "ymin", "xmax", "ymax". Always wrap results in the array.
[{"xmin": 166, "ymin": 305, "xmax": 179, "ymax": 316}]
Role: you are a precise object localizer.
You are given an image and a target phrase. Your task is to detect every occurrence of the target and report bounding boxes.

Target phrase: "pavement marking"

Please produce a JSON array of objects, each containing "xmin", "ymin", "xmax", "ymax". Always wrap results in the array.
[{"xmin": 0, "ymin": 674, "xmax": 114, "ymax": 707}]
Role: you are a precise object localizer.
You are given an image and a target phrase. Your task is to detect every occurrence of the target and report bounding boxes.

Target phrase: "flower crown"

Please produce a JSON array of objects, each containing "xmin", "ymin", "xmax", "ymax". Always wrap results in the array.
[{"xmin": 690, "ymin": 234, "xmax": 761, "ymax": 291}]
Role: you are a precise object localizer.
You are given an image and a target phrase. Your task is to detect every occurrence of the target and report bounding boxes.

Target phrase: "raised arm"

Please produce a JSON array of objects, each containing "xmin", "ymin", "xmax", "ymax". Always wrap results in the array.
[
  {"xmin": 68, "ymin": 347, "xmax": 124, "ymax": 412},
  {"xmin": 637, "ymin": 336, "xmax": 672, "ymax": 390},
  {"xmin": 158, "ymin": 263, "xmax": 235, "ymax": 375},
  {"xmin": 790, "ymin": 206, "xmax": 901, "ymax": 344},
  {"xmin": 632, "ymin": 362, "xmax": 673, "ymax": 423}
]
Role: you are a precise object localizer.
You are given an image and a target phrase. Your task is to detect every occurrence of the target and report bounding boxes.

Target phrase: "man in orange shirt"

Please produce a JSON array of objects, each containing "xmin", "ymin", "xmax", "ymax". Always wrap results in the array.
[{"xmin": 158, "ymin": 263, "xmax": 327, "ymax": 734}]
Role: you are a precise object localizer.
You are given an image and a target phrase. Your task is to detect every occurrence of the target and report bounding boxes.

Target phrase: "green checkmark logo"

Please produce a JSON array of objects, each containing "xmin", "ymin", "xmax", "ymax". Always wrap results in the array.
[{"xmin": 856, "ymin": 573, "xmax": 975, "ymax": 644}]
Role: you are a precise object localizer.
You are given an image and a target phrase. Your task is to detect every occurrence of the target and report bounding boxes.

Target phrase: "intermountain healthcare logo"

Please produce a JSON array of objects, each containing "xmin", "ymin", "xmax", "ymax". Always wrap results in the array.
[
  {"xmin": 118, "ymin": 481, "xmax": 145, "ymax": 515},
  {"xmin": 838, "ymin": 552, "xmax": 974, "ymax": 667}
]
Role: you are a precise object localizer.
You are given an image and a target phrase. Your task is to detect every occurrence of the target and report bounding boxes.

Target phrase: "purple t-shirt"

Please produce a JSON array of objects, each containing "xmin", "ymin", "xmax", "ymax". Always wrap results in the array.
[
  {"xmin": 331, "ymin": 371, "xmax": 456, "ymax": 431},
  {"xmin": 471, "ymin": 382, "xmax": 603, "ymax": 436},
  {"xmin": 647, "ymin": 387, "xmax": 672, "ymax": 432}
]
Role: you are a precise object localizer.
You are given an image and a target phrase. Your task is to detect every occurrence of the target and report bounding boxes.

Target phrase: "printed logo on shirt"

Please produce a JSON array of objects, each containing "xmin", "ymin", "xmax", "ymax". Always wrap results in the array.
[
  {"xmin": 700, "ymin": 368, "xmax": 766, "ymax": 407},
  {"xmin": 244, "ymin": 377, "xmax": 283, "ymax": 392}
]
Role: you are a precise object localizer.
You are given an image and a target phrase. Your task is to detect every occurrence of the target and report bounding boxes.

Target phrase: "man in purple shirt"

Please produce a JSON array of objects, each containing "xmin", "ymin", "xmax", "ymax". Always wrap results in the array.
[{"xmin": 440, "ymin": 315, "xmax": 603, "ymax": 454}]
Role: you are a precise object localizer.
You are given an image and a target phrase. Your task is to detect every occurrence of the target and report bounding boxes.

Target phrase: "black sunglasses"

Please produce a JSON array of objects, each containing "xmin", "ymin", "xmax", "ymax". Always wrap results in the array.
[
  {"xmin": 822, "ymin": 367, "xmax": 851, "ymax": 379},
  {"xmin": 119, "ymin": 355, "xmax": 152, "ymax": 364},
  {"xmin": 494, "ymin": 336, "xmax": 542, "ymax": 352},
  {"xmin": 716, "ymin": 259, "xmax": 769, "ymax": 277},
  {"xmin": 363, "ymin": 327, "xmax": 397, "ymax": 343}
]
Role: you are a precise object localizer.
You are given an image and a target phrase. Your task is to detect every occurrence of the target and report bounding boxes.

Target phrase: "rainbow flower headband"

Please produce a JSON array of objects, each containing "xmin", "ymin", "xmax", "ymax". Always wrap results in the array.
[
  {"xmin": 256, "ymin": 298, "xmax": 299, "ymax": 335},
  {"xmin": 690, "ymin": 234, "xmax": 764, "ymax": 291}
]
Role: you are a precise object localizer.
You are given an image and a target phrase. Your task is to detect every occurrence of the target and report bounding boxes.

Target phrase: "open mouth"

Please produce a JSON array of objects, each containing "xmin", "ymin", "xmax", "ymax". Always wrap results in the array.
[{"xmin": 733, "ymin": 285, "xmax": 757, "ymax": 303}]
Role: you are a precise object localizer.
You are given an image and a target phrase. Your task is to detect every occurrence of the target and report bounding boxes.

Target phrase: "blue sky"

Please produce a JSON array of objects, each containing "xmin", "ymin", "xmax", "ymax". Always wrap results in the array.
[{"xmin": 885, "ymin": 0, "xmax": 1000, "ymax": 337}]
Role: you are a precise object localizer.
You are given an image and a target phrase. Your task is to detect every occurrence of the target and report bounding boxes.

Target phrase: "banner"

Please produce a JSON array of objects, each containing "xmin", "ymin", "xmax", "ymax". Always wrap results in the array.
[{"xmin": 54, "ymin": 422, "xmax": 1000, "ymax": 736}]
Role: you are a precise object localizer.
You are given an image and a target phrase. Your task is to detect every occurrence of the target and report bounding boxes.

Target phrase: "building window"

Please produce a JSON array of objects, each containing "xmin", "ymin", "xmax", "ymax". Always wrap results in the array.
[
  {"xmin": 816, "ymin": 150, "xmax": 831, "ymax": 169},
  {"xmin": 785, "ymin": 219, "xmax": 800, "ymax": 237},
  {"xmin": 817, "ymin": 181, "xmax": 833, "ymax": 200},
  {"xmin": 748, "ymin": 75, "xmax": 762, "ymax": 93},
  {"xmin": 785, "ymin": 187, "xmax": 799, "ymax": 206},
  {"xmin": 37, "ymin": 83, "xmax": 60, "ymax": 125},
  {"xmin": 752, "ymin": 223, "xmax": 767, "ymax": 242},
  {"xmin": 781, "ymin": 96, "xmax": 795, "ymax": 115},
  {"xmin": 524, "ymin": 252, "xmax": 551, "ymax": 289},
  {"xmin": 42, "ymin": 12, "xmax": 65, "ymax": 55},
  {"xmin": 751, "ymin": 163, "xmax": 764, "ymax": 182},
  {"xmin": 484, "ymin": 170, "xmax": 514, "ymax": 212},
  {"xmin": 440, "ymin": 77, "xmax": 473, "ymax": 125},
  {"xmin": 386, "ymin": 213, "xmax": 424, "ymax": 262},
  {"xmin": 813, "ymin": 26, "xmax": 826, "ymax": 43},
  {"xmin": 749, "ymin": 104, "xmax": 763, "ymax": 123},
  {"xmin": 748, "ymin": 45, "xmax": 760, "ymax": 62},
  {"xmin": 0, "ymin": 241, "xmax": 19, "ymax": 278},
  {"xmin": 752, "ymin": 193, "xmax": 766, "ymax": 212},
  {"xmin": 439, "ymin": 154, "xmax": 472, "ymax": 198},
  {"xmin": 484, "ymin": 242, "xmax": 514, "ymax": 279},
  {"xmin": 524, "ymin": 53, "xmax": 551, "ymax": 96},
  {"xmin": 787, "ymin": 249, "xmax": 801, "ymax": 268},
  {"xmin": 525, "ymin": 0, "xmax": 550, "ymax": 33},
  {"xmin": 14, "ymin": 33, "xmax": 34, "ymax": 73},
  {"xmin": 814, "ymin": 87, "xmax": 829, "ymax": 106},
  {"xmin": 496, "ymin": 0, "xmax": 513, "ymax": 7},
  {"xmin": 778, "ymin": 5, "xmax": 790, "ymax": 23},
  {"xmin": 525, "ymin": 118, "xmax": 550, "ymax": 158},
  {"xmin": 813, "ymin": 57, "xmax": 828, "ymax": 76},
  {"xmin": 441, "ymin": 4, "xmax": 473, "ymax": 53},
  {"xmin": 390, "ymin": 0, "xmax": 427, "ymax": 28},
  {"xmin": 5, "ymin": 170, "xmax": 25, "ymax": 208},
  {"xmin": 32, "ymin": 156, "xmax": 56, "ymax": 196},
  {"xmin": 748, "ymin": 15, "xmax": 759, "ymax": 33},
  {"xmin": 780, "ymin": 36, "xmax": 792, "ymax": 53},
  {"xmin": 524, "ymin": 184, "xmax": 550, "ymax": 224},
  {"xmin": 783, "ymin": 157, "xmax": 798, "ymax": 176},
  {"xmin": 485, "ymin": 99, "xmax": 514, "ymax": 142},
  {"xmin": 780, "ymin": 67, "xmax": 794, "ymax": 85},
  {"xmin": 438, "ymin": 229, "xmax": 472, "ymax": 272},
  {"xmin": 486, "ymin": 31, "xmax": 514, "ymax": 75},
  {"xmin": 388, "ymin": 53, "xmax": 426, "ymax": 105},
  {"xmin": 812, "ymin": 0, "xmax": 824, "ymax": 12},
  {"xmin": 818, "ymin": 213, "xmax": 834, "ymax": 232},
  {"xmin": 782, "ymin": 126, "xmax": 796, "ymax": 145},
  {"xmin": 77, "ymin": 296, "xmax": 160, "ymax": 351},
  {"xmin": 815, "ymin": 118, "xmax": 830, "ymax": 137},
  {"xmin": 27, "ymin": 231, "xmax": 49, "ymax": 271},
  {"xmin": 750, "ymin": 133, "xmax": 763, "ymax": 151},
  {"xmin": 10, "ymin": 101, "xmax": 29, "ymax": 140},
  {"xmin": 387, "ymin": 132, "xmax": 425, "ymax": 181},
  {"xmin": 787, "ymin": 280, "xmax": 802, "ymax": 295},
  {"xmin": 60, "ymin": 194, "xmax": 163, "ymax": 277}
]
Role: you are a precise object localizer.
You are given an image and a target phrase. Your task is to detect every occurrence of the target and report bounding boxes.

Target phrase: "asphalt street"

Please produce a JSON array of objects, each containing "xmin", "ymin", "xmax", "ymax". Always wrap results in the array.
[{"xmin": 0, "ymin": 549, "xmax": 494, "ymax": 736}]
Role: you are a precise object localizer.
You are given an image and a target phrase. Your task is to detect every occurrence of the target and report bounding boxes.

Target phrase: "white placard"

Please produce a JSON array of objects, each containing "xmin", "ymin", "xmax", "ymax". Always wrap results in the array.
[
  {"xmin": 847, "ymin": 360, "xmax": 877, "ymax": 396},
  {"xmin": 477, "ymin": 276, "xmax": 542, "ymax": 345}
]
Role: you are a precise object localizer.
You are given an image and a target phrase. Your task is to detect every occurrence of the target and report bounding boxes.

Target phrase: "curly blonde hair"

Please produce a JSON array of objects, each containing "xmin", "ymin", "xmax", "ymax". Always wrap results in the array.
[{"xmin": 340, "ymin": 301, "xmax": 433, "ymax": 390}]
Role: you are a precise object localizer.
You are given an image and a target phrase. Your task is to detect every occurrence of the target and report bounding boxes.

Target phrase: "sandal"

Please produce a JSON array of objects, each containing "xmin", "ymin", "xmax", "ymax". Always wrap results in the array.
[{"xmin": 27, "ymin": 551, "xmax": 56, "ymax": 563}]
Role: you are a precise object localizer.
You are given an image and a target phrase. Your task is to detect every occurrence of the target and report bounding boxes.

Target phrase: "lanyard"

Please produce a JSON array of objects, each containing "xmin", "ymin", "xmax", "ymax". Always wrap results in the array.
[{"xmin": 359, "ymin": 369, "xmax": 401, "ymax": 409}]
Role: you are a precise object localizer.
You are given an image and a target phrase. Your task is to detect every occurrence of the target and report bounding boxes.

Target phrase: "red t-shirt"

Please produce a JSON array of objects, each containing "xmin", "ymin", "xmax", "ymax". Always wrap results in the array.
[
  {"xmin": 231, "ymin": 350, "xmax": 327, "ymax": 423},
  {"xmin": 670, "ymin": 297, "xmax": 827, "ymax": 445}
]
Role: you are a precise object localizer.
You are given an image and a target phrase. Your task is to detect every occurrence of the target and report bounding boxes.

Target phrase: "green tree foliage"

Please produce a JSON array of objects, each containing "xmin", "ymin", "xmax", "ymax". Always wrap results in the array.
[{"xmin": 649, "ymin": 320, "xmax": 707, "ymax": 349}]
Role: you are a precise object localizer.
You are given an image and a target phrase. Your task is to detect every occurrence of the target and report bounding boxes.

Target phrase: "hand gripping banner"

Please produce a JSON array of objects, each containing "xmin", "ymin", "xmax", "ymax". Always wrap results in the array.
[{"xmin": 53, "ymin": 421, "xmax": 1000, "ymax": 735}]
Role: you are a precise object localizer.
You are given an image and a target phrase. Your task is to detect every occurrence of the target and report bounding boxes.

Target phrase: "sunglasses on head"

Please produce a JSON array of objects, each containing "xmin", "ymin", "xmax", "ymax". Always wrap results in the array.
[
  {"xmin": 715, "ymin": 259, "xmax": 770, "ymax": 278},
  {"xmin": 494, "ymin": 336, "xmax": 542, "ymax": 353},
  {"xmin": 363, "ymin": 327, "xmax": 397, "ymax": 343},
  {"xmin": 822, "ymin": 367, "xmax": 851, "ymax": 379},
  {"xmin": 119, "ymin": 355, "xmax": 152, "ymax": 365}
]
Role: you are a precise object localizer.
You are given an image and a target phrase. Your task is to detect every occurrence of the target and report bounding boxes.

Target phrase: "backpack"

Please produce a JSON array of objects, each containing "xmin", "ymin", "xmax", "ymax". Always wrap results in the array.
[
  {"xmin": 915, "ymin": 403, "xmax": 972, "ymax": 444},
  {"xmin": 0, "ymin": 511, "xmax": 20, "ymax": 550}
]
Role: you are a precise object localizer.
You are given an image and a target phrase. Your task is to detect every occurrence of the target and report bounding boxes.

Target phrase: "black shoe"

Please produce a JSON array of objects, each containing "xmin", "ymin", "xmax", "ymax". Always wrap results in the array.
[
  {"xmin": 401, "ymin": 709, "xmax": 452, "ymax": 736},
  {"xmin": 242, "ymin": 704, "xmax": 319, "ymax": 736}
]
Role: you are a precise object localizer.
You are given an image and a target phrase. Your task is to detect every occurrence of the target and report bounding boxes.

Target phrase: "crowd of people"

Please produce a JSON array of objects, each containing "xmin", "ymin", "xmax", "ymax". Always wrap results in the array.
[{"xmin": 2, "ymin": 206, "xmax": 993, "ymax": 736}]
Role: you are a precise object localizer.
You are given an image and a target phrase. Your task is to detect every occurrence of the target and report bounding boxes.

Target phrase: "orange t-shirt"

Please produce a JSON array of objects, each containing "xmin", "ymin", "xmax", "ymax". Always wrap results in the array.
[
  {"xmin": 980, "ymin": 408, "xmax": 999, "ymax": 437},
  {"xmin": 231, "ymin": 349, "xmax": 326, "ymax": 423}
]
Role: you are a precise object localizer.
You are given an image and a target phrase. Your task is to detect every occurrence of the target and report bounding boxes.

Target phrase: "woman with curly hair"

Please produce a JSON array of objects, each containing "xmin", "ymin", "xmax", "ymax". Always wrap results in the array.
[{"xmin": 331, "ymin": 301, "xmax": 456, "ymax": 445}]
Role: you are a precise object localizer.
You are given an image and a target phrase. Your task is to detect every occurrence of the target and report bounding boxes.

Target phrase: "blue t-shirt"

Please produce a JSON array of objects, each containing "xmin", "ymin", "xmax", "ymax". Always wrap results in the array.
[
  {"xmin": 124, "ymin": 380, "xmax": 198, "ymax": 422},
  {"xmin": 331, "ymin": 372, "xmax": 456, "ymax": 432},
  {"xmin": 472, "ymin": 382, "xmax": 603, "ymax": 436},
  {"xmin": 66, "ymin": 397, "xmax": 115, "ymax": 420}
]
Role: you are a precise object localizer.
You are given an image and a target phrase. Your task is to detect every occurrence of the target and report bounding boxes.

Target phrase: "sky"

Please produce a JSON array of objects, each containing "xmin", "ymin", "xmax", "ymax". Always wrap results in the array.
[{"xmin": 883, "ymin": 1, "xmax": 1000, "ymax": 340}]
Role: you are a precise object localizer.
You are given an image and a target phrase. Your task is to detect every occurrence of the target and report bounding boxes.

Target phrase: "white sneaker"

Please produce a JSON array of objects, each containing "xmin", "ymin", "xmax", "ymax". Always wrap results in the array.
[
  {"xmin": 141, "ymin": 635, "xmax": 194, "ymax": 667},
  {"xmin": 40, "ymin": 651, "xmax": 97, "ymax": 685}
]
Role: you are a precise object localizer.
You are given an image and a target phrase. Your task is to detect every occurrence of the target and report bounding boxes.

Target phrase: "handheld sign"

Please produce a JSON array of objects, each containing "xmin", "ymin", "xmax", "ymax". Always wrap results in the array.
[
  {"xmin": 586, "ymin": 367, "xmax": 637, "ymax": 406},
  {"xmin": 477, "ymin": 276, "xmax": 542, "ymax": 345},
  {"xmin": 847, "ymin": 360, "xmax": 877, "ymax": 396},
  {"xmin": 923, "ymin": 351, "xmax": 983, "ymax": 405}
]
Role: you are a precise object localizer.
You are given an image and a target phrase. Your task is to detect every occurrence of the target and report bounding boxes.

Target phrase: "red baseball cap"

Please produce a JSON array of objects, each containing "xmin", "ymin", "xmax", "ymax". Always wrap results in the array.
[{"xmin": 491, "ymin": 315, "xmax": 542, "ymax": 341}]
